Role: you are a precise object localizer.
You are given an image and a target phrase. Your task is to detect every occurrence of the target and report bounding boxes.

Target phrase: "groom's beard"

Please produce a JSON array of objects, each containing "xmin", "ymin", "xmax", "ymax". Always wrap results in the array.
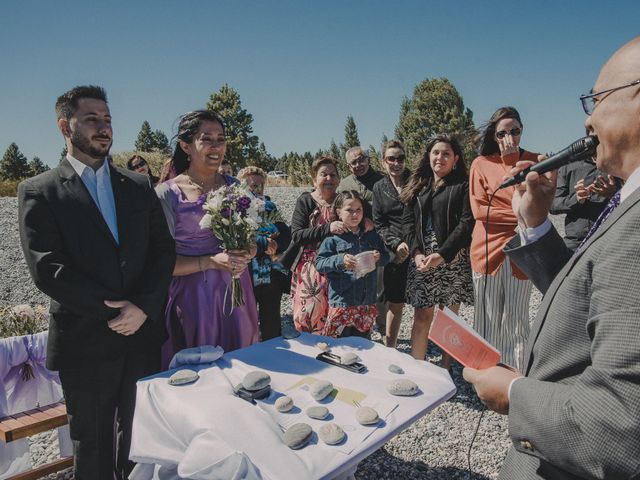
[{"xmin": 70, "ymin": 130, "xmax": 112, "ymax": 160}]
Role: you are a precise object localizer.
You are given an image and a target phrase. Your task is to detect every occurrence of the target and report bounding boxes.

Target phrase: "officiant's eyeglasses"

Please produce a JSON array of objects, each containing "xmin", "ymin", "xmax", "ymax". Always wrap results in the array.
[
  {"xmin": 495, "ymin": 128, "xmax": 522, "ymax": 139},
  {"xmin": 580, "ymin": 79, "xmax": 640, "ymax": 115}
]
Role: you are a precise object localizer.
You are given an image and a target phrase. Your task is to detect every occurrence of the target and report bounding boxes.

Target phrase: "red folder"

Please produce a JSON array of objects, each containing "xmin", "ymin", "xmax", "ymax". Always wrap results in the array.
[{"xmin": 429, "ymin": 307, "xmax": 501, "ymax": 369}]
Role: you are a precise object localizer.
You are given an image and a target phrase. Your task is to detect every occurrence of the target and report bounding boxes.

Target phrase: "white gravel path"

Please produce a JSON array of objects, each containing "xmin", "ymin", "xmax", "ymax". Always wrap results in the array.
[{"xmin": 0, "ymin": 188, "xmax": 564, "ymax": 479}]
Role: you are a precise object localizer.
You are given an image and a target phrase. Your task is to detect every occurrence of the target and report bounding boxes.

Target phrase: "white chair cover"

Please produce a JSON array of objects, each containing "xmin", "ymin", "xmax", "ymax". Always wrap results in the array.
[{"xmin": 0, "ymin": 331, "xmax": 72, "ymax": 479}]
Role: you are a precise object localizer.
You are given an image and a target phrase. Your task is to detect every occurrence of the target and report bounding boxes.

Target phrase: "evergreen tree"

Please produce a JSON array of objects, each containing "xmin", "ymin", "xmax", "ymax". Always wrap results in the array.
[
  {"xmin": 395, "ymin": 77, "xmax": 477, "ymax": 166},
  {"xmin": 0, "ymin": 143, "xmax": 30, "ymax": 180},
  {"xmin": 206, "ymin": 84, "xmax": 260, "ymax": 169},
  {"xmin": 329, "ymin": 139, "xmax": 349, "ymax": 177},
  {"xmin": 28, "ymin": 156, "xmax": 49, "ymax": 176},
  {"xmin": 135, "ymin": 121, "xmax": 155, "ymax": 152},
  {"xmin": 59, "ymin": 145, "xmax": 68, "ymax": 163},
  {"xmin": 151, "ymin": 129, "xmax": 170, "ymax": 154},
  {"xmin": 368, "ymin": 145, "xmax": 382, "ymax": 172},
  {"xmin": 253, "ymin": 142, "xmax": 276, "ymax": 171}
]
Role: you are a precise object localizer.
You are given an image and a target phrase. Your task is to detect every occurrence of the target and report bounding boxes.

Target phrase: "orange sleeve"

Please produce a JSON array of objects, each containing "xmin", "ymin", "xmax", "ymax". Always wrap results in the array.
[{"xmin": 469, "ymin": 159, "xmax": 518, "ymax": 225}]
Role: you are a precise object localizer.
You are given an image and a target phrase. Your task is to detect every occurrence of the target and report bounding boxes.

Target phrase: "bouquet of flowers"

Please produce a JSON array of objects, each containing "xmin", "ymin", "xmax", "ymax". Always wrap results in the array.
[{"xmin": 199, "ymin": 183, "xmax": 263, "ymax": 312}]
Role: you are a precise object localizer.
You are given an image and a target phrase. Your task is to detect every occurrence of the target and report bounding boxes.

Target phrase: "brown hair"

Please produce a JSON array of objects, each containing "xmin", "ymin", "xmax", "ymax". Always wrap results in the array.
[
  {"xmin": 400, "ymin": 134, "xmax": 467, "ymax": 205},
  {"xmin": 333, "ymin": 190, "xmax": 365, "ymax": 230},
  {"xmin": 311, "ymin": 156, "xmax": 339, "ymax": 178},
  {"xmin": 237, "ymin": 166, "xmax": 266, "ymax": 180},
  {"xmin": 381, "ymin": 139, "xmax": 405, "ymax": 158}
]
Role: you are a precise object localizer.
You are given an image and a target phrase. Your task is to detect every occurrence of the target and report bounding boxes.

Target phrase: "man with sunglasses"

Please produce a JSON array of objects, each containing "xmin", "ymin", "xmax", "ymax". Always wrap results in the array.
[{"xmin": 464, "ymin": 37, "xmax": 640, "ymax": 478}]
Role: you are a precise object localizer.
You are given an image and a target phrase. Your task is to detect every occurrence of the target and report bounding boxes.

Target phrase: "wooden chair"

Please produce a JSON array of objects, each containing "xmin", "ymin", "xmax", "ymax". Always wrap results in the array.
[{"xmin": 0, "ymin": 401, "xmax": 72, "ymax": 480}]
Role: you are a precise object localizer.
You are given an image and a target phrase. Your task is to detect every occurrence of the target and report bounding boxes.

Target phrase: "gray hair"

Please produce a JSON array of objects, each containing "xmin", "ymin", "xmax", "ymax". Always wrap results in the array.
[{"xmin": 345, "ymin": 146, "xmax": 367, "ymax": 161}]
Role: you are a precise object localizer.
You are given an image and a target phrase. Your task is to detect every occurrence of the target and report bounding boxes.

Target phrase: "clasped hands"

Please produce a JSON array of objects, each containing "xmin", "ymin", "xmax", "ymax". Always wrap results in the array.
[
  {"xmin": 575, "ymin": 174, "xmax": 617, "ymax": 204},
  {"xmin": 105, "ymin": 300, "xmax": 147, "ymax": 336}
]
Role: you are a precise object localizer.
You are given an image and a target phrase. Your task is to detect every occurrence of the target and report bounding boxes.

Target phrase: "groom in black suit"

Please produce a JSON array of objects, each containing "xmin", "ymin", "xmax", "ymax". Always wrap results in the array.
[{"xmin": 18, "ymin": 85, "xmax": 175, "ymax": 479}]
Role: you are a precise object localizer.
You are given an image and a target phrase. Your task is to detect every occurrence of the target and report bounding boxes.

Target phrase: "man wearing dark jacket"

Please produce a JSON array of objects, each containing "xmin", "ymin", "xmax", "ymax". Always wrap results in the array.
[
  {"xmin": 18, "ymin": 85, "xmax": 175, "ymax": 479},
  {"xmin": 550, "ymin": 158, "xmax": 619, "ymax": 251}
]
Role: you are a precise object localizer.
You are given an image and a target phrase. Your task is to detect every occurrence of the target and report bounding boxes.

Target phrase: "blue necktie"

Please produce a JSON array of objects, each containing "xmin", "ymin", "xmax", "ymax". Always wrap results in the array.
[{"xmin": 576, "ymin": 191, "xmax": 620, "ymax": 253}]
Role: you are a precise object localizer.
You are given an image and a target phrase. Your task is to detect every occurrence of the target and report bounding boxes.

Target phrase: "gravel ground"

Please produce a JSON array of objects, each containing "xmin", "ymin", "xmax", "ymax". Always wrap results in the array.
[{"xmin": 0, "ymin": 188, "xmax": 563, "ymax": 479}]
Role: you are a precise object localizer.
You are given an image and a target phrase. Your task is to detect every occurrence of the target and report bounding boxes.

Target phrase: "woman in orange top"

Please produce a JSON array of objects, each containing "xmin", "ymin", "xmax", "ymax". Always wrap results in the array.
[{"xmin": 469, "ymin": 106, "xmax": 543, "ymax": 371}]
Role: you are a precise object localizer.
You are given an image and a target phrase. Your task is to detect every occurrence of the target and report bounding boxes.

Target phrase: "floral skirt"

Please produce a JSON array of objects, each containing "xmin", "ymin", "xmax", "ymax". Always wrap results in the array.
[
  {"xmin": 291, "ymin": 250, "xmax": 329, "ymax": 334},
  {"xmin": 323, "ymin": 304, "xmax": 379, "ymax": 338}
]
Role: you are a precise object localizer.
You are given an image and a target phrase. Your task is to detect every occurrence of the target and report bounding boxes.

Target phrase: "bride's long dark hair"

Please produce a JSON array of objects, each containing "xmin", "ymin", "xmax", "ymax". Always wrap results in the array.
[{"xmin": 169, "ymin": 110, "xmax": 226, "ymax": 176}]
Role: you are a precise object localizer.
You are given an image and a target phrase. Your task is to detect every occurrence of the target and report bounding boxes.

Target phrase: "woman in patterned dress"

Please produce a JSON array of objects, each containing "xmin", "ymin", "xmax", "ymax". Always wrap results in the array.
[
  {"xmin": 401, "ymin": 134, "xmax": 474, "ymax": 363},
  {"xmin": 280, "ymin": 156, "xmax": 344, "ymax": 334}
]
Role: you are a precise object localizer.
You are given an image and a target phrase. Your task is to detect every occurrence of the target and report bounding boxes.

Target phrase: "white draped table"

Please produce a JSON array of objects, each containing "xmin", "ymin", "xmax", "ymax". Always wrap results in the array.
[{"xmin": 129, "ymin": 333, "xmax": 456, "ymax": 480}]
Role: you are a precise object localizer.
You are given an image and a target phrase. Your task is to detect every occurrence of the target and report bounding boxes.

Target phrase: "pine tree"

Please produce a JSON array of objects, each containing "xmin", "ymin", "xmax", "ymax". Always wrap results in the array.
[
  {"xmin": 395, "ymin": 77, "xmax": 477, "ymax": 166},
  {"xmin": 151, "ymin": 130, "xmax": 170, "ymax": 154},
  {"xmin": 253, "ymin": 142, "xmax": 276, "ymax": 171},
  {"xmin": 135, "ymin": 121, "xmax": 155, "ymax": 152},
  {"xmin": 341, "ymin": 115, "xmax": 361, "ymax": 157},
  {"xmin": 206, "ymin": 84, "xmax": 260, "ymax": 169},
  {"xmin": 28, "ymin": 156, "xmax": 49, "ymax": 176},
  {"xmin": 0, "ymin": 143, "xmax": 30, "ymax": 180}
]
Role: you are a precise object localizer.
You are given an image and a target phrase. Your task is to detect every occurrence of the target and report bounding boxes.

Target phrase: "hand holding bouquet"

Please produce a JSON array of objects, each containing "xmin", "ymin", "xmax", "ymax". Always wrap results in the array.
[{"xmin": 199, "ymin": 183, "xmax": 264, "ymax": 312}]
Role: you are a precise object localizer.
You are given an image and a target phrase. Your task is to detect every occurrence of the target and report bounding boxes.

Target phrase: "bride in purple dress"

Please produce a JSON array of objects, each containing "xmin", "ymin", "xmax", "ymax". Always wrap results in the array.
[{"xmin": 156, "ymin": 110, "xmax": 259, "ymax": 370}]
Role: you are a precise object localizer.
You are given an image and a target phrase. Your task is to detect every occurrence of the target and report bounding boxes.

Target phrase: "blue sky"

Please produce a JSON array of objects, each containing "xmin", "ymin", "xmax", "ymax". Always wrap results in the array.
[{"xmin": 1, "ymin": 1, "xmax": 639, "ymax": 167}]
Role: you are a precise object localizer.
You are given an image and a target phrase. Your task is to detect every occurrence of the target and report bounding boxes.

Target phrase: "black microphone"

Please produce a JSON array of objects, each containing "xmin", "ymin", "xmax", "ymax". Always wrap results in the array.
[{"xmin": 498, "ymin": 136, "xmax": 599, "ymax": 189}]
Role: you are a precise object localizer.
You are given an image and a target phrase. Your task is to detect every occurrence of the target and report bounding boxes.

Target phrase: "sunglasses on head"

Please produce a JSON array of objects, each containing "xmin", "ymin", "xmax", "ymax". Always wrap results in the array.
[
  {"xmin": 495, "ymin": 127, "xmax": 522, "ymax": 140},
  {"xmin": 384, "ymin": 155, "xmax": 406, "ymax": 164},
  {"xmin": 129, "ymin": 159, "xmax": 146, "ymax": 169}
]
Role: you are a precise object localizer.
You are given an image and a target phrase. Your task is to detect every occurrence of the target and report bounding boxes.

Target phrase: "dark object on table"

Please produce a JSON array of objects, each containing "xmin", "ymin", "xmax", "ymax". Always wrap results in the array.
[
  {"xmin": 234, "ymin": 384, "xmax": 271, "ymax": 404},
  {"xmin": 316, "ymin": 351, "xmax": 366, "ymax": 373}
]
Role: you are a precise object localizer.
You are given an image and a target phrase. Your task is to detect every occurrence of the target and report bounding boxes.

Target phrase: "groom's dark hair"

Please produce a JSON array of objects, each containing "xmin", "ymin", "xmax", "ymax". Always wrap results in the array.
[{"xmin": 55, "ymin": 85, "xmax": 108, "ymax": 121}]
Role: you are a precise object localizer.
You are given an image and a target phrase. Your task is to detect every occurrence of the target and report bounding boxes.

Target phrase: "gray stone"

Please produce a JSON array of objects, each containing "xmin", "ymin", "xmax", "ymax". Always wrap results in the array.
[
  {"xmin": 282, "ymin": 325, "xmax": 301, "ymax": 339},
  {"xmin": 283, "ymin": 423, "xmax": 313, "ymax": 450},
  {"xmin": 387, "ymin": 379, "xmax": 419, "ymax": 396},
  {"xmin": 356, "ymin": 406, "xmax": 379, "ymax": 425},
  {"xmin": 340, "ymin": 352, "xmax": 360, "ymax": 365},
  {"xmin": 388, "ymin": 364, "xmax": 404, "ymax": 374},
  {"xmin": 316, "ymin": 341, "xmax": 330, "ymax": 352},
  {"xmin": 318, "ymin": 423, "xmax": 345, "ymax": 445},
  {"xmin": 275, "ymin": 396, "xmax": 294, "ymax": 412},
  {"xmin": 309, "ymin": 380, "xmax": 334, "ymax": 400},
  {"xmin": 168, "ymin": 369, "xmax": 199, "ymax": 386},
  {"xmin": 306, "ymin": 406, "xmax": 329, "ymax": 420},
  {"xmin": 242, "ymin": 371, "xmax": 271, "ymax": 391}
]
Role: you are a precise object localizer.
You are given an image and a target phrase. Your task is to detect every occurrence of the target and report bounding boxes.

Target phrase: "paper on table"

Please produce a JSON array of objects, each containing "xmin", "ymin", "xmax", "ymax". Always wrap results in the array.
[
  {"xmin": 429, "ymin": 307, "xmax": 501, "ymax": 369},
  {"xmin": 257, "ymin": 376, "xmax": 398, "ymax": 455}
]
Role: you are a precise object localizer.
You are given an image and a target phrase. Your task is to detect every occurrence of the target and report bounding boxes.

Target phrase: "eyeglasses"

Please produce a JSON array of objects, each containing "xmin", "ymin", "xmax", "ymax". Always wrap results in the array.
[
  {"xmin": 384, "ymin": 155, "xmax": 406, "ymax": 164},
  {"xmin": 348, "ymin": 156, "xmax": 368, "ymax": 167},
  {"xmin": 580, "ymin": 79, "xmax": 640, "ymax": 115},
  {"xmin": 495, "ymin": 128, "xmax": 522, "ymax": 140},
  {"xmin": 129, "ymin": 159, "xmax": 146, "ymax": 169}
]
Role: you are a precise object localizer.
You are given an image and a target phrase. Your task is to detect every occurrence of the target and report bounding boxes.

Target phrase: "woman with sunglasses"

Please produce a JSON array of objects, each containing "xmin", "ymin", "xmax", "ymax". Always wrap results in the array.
[
  {"xmin": 400, "ymin": 134, "xmax": 474, "ymax": 364},
  {"xmin": 127, "ymin": 154, "xmax": 159, "ymax": 186},
  {"xmin": 469, "ymin": 106, "xmax": 544, "ymax": 371},
  {"xmin": 372, "ymin": 139, "xmax": 411, "ymax": 347}
]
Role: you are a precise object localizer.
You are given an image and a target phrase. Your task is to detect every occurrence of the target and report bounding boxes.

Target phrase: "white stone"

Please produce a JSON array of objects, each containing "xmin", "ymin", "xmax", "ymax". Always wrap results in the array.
[
  {"xmin": 306, "ymin": 406, "xmax": 329, "ymax": 420},
  {"xmin": 275, "ymin": 396, "xmax": 294, "ymax": 412},
  {"xmin": 309, "ymin": 380, "xmax": 334, "ymax": 400},
  {"xmin": 242, "ymin": 371, "xmax": 271, "ymax": 391},
  {"xmin": 283, "ymin": 423, "xmax": 313, "ymax": 449},
  {"xmin": 356, "ymin": 406, "xmax": 380, "ymax": 425},
  {"xmin": 387, "ymin": 379, "xmax": 419, "ymax": 396},
  {"xmin": 318, "ymin": 423, "xmax": 345, "ymax": 445},
  {"xmin": 168, "ymin": 369, "xmax": 199, "ymax": 386},
  {"xmin": 340, "ymin": 352, "xmax": 361, "ymax": 365}
]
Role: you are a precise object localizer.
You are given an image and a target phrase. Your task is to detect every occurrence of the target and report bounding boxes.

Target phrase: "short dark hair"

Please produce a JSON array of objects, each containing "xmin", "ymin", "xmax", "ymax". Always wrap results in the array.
[
  {"xmin": 55, "ymin": 85, "xmax": 108, "ymax": 121},
  {"xmin": 310, "ymin": 156, "xmax": 339, "ymax": 178},
  {"xmin": 381, "ymin": 139, "xmax": 405, "ymax": 158},
  {"xmin": 170, "ymin": 110, "xmax": 226, "ymax": 175}
]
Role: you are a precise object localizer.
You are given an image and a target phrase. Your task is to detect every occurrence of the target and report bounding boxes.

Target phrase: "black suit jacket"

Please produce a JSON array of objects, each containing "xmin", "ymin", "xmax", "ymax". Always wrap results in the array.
[{"xmin": 18, "ymin": 159, "xmax": 176, "ymax": 370}]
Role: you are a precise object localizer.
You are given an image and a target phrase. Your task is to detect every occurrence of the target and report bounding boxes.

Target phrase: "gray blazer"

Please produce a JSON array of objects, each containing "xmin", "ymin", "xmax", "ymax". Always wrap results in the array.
[{"xmin": 500, "ymin": 186, "xmax": 640, "ymax": 479}]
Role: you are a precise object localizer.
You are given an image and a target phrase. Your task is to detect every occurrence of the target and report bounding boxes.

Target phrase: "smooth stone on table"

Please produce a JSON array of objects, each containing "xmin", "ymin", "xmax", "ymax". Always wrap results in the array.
[
  {"xmin": 388, "ymin": 364, "xmax": 404, "ymax": 374},
  {"xmin": 355, "ymin": 406, "xmax": 379, "ymax": 425},
  {"xmin": 306, "ymin": 406, "xmax": 329, "ymax": 420},
  {"xmin": 310, "ymin": 380, "xmax": 334, "ymax": 400},
  {"xmin": 168, "ymin": 369, "xmax": 199, "ymax": 386},
  {"xmin": 340, "ymin": 352, "xmax": 360, "ymax": 365},
  {"xmin": 242, "ymin": 371, "xmax": 271, "ymax": 391},
  {"xmin": 318, "ymin": 423, "xmax": 345, "ymax": 445},
  {"xmin": 387, "ymin": 378, "xmax": 419, "ymax": 396},
  {"xmin": 283, "ymin": 423, "xmax": 313, "ymax": 450},
  {"xmin": 316, "ymin": 342, "xmax": 330, "ymax": 352},
  {"xmin": 275, "ymin": 396, "xmax": 294, "ymax": 412}
]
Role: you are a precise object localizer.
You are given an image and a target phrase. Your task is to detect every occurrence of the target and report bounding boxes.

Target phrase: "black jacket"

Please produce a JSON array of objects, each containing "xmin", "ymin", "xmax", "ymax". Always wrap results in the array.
[
  {"xmin": 550, "ymin": 160, "xmax": 621, "ymax": 251},
  {"xmin": 279, "ymin": 191, "xmax": 334, "ymax": 270},
  {"xmin": 372, "ymin": 171, "xmax": 410, "ymax": 252},
  {"xmin": 402, "ymin": 178, "xmax": 474, "ymax": 263},
  {"xmin": 18, "ymin": 159, "xmax": 176, "ymax": 370}
]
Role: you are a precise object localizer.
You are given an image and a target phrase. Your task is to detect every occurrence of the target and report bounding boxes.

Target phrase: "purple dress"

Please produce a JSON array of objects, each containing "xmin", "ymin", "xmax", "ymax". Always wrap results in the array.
[{"xmin": 159, "ymin": 179, "xmax": 259, "ymax": 370}]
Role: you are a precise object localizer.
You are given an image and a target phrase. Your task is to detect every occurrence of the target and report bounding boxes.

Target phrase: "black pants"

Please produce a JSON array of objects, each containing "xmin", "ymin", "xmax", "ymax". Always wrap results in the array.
[
  {"xmin": 58, "ymin": 349, "xmax": 159, "ymax": 480},
  {"xmin": 254, "ymin": 278, "xmax": 285, "ymax": 341}
]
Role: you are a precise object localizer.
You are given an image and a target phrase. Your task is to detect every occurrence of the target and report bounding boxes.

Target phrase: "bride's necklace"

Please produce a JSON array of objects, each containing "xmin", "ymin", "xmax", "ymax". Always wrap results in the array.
[{"xmin": 186, "ymin": 171, "xmax": 221, "ymax": 193}]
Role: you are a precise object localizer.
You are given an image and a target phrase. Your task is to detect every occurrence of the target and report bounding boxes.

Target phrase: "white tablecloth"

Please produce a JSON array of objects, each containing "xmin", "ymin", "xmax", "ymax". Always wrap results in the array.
[{"xmin": 129, "ymin": 334, "xmax": 456, "ymax": 480}]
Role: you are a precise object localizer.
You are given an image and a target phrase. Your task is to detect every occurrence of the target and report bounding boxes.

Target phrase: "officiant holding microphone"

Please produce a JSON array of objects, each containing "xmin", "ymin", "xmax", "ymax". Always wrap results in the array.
[
  {"xmin": 463, "ymin": 37, "xmax": 640, "ymax": 478},
  {"xmin": 18, "ymin": 86, "xmax": 175, "ymax": 479}
]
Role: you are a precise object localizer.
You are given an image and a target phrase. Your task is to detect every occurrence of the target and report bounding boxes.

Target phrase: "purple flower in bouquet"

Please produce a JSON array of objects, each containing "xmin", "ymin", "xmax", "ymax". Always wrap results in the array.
[
  {"xmin": 236, "ymin": 196, "xmax": 251, "ymax": 216},
  {"xmin": 221, "ymin": 206, "xmax": 233, "ymax": 218}
]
